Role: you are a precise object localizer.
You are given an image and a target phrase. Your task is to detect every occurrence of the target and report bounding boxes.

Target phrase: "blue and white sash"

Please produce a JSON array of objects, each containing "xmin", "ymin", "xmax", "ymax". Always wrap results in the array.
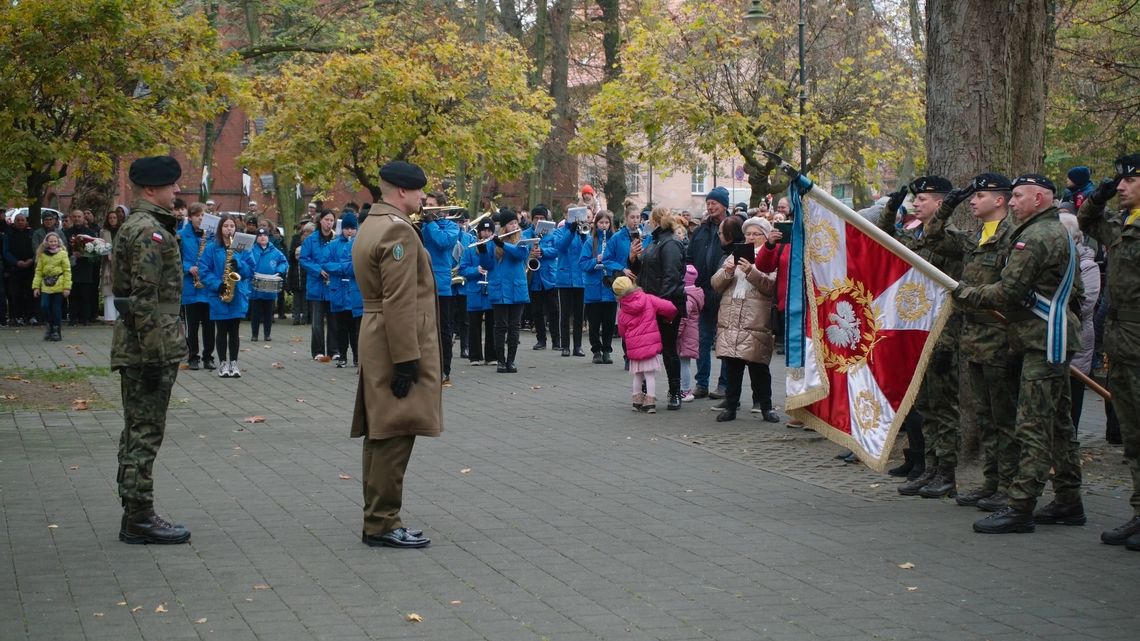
[{"xmin": 1027, "ymin": 235, "xmax": 1077, "ymax": 364}]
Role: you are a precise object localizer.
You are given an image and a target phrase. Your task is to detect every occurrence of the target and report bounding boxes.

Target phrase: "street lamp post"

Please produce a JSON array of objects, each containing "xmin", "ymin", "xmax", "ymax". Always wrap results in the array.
[{"xmin": 745, "ymin": 0, "xmax": 808, "ymax": 169}]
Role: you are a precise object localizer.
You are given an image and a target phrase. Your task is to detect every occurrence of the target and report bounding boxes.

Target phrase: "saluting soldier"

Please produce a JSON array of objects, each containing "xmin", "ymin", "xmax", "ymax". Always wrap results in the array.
[
  {"xmin": 111, "ymin": 156, "xmax": 191, "ymax": 544},
  {"xmin": 352, "ymin": 161, "xmax": 440, "ymax": 549},
  {"xmin": 878, "ymin": 177, "xmax": 964, "ymax": 499},
  {"xmin": 925, "ymin": 174, "xmax": 1021, "ymax": 512},
  {"xmin": 1078, "ymin": 153, "xmax": 1140, "ymax": 549},
  {"xmin": 954, "ymin": 174, "xmax": 1084, "ymax": 534}
]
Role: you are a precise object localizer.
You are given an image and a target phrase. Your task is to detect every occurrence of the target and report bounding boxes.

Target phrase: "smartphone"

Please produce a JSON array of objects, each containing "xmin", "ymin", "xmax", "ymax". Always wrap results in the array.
[
  {"xmin": 731, "ymin": 243, "xmax": 756, "ymax": 264},
  {"xmin": 774, "ymin": 222, "xmax": 792, "ymax": 243}
]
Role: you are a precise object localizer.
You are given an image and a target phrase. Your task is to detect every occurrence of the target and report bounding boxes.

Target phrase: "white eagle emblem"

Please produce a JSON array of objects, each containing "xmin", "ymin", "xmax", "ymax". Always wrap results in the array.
[{"xmin": 825, "ymin": 300, "xmax": 861, "ymax": 349}]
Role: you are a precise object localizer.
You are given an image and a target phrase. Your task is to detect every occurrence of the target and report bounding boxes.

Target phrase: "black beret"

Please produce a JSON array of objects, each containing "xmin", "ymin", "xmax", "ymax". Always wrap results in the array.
[
  {"xmin": 1012, "ymin": 173, "xmax": 1056, "ymax": 193},
  {"xmin": 970, "ymin": 172, "xmax": 1012, "ymax": 192},
  {"xmin": 496, "ymin": 207, "xmax": 517, "ymax": 226},
  {"xmin": 531, "ymin": 204, "xmax": 550, "ymax": 218},
  {"xmin": 379, "ymin": 160, "xmax": 427, "ymax": 190},
  {"xmin": 476, "ymin": 218, "xmax": 494, "ymax": 233},
  {"xmin": 256, "ymin": 228, "xmax": 269, "ymax": 236},
  {"xmin": 909, "ymin": 175, "xmax": 953, "ymax": 194},
  {"xmin": 129, "ymin": 155, "xmax": 181, "ymax": 187},
  {"xmin": 1115, "ymin": 153, "xmax": 1140, "ymax": 178}
]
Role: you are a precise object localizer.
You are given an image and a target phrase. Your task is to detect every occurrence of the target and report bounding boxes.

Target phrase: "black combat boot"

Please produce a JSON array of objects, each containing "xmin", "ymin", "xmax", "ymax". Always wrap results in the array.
[
  {"xmin": 955, "ymin": 486, "xmax": 995, "ymax": 507},
  {"xmin": 119, "ymin": 508, "xmax": 191, "ymax": 544},
  {"xmin": 905, "ymin": 456, "xmax": 926, "ymax": 481},
  {"xmin": 715, "ymin": 403, "xmax": 738, "ymax": 422},
  {"xmin": 592, "ymin": 351, "xmax": 603, "ymax": 364},
  {"xmin": 506, "ymin": 344, "xmax": 518, "ymax": 373},
  {"xmin": 975, "ymin": 491, "xmax": 1009, "ymax": 512},
  {"xmin": 918, "ymin": 465, "xmax": 956, "ymax": 498},
  {"xmin": 1102, "ymin": 515, "xmax": 1140, "ymax": 545},
  {"xmin": 43, "ymin": 325, "xmax": 52, "ymax": 341},
  {"xmin": 1034, "ymin": 499, "xmax": 1087, "ymax": 526},
  {"xmin": 973, "ymin": 506, "xmax": 1035, "ymax": 534},
  {"xmin": 50, "ymin": 326, "xmax": 62, "ymax": 341},
  {"xmin": 898, "ymin": 467, "xmax": 937, "ymax": 496},
  {"xmin": 887, "ymin": 448, "xmax": 916, "ymax": 478}
]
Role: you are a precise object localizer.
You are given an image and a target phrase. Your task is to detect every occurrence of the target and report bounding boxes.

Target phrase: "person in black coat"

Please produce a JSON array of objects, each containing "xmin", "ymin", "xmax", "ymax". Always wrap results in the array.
[{"xmin": 629, "ymin": 208, "xmax": 686, "ymax": 410}]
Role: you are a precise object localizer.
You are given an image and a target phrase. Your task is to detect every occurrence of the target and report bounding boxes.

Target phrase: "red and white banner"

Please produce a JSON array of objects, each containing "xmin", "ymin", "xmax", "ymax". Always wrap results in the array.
[{"xmin": 786, "ymin": 197, "xmax": 951, "ymax": 472}]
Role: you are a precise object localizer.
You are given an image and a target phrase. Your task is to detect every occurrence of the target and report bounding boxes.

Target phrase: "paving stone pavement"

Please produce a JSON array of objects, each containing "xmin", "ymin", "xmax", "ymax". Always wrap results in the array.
[{"xmin": 1, "ymin": 323, "xmax": 1137, "ymax": 641}]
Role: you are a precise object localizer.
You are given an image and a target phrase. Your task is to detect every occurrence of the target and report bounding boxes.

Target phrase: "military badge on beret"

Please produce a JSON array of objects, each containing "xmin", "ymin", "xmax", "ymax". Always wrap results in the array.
[
  {"xmin": 1115, "ymin": 153, "xmax": 1140, "ymax": 178},
  {"xmin": 1011, "ymin": 173, "xmax": 1056, "ymax": 193},
  {"xmin": 971, "ymin": 173, "xmax": 1012, "ymax": 192}
]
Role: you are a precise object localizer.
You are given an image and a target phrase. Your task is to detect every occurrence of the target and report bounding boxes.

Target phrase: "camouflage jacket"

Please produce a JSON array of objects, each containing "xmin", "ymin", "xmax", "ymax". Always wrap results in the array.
[
  {"xmin": 956, "ymin": 206, "xmax": 1080, "ymax": 357},
  {"xmin": 877, "ymin": 203, "xmax": 963, "ymax": 352},
  {"xmin": 110, "ymin": 199, "xmax": 187, "ymax": 369},
  {"xmin": 1079, "ymin": 198, "xmax": 1140, "ymax": 364},
  {"xmin": 926, "ymin": 211, "xmax": 1016, "ymax": 366}
]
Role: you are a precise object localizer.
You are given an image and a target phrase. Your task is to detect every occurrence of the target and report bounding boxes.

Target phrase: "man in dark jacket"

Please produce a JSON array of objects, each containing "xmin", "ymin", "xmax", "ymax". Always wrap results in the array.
[
  {"xmin": 3, "ymin": 213, "xmax": 36, "ymax": 325},
  {"xmin": 688, "ymin": 186, "xmax": 730, "ymax": 398},
  {"xmin": 64, "ymin": 209, "xmax": 99, "ymax": 324}
]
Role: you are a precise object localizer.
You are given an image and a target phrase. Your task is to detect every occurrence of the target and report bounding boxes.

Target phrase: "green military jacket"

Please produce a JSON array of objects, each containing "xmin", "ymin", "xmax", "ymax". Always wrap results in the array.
[
  {"xmin": 1079, "ymin": 198, "xmax": 1140, "ymax": 364},
  {"xmin": 110, "ymin": 199, "xmax": 187, "ymax": 369},
  {"xmin": 956, "ymin": 206, "xmax": 1080, "ymax": 357},
  {"xmin": 926, "ymin": 212, "xmax": 1016, "ymax": 366},
  {"xmin": 877, "ymin": 203, "xmax": 964, "ymax": 352}
]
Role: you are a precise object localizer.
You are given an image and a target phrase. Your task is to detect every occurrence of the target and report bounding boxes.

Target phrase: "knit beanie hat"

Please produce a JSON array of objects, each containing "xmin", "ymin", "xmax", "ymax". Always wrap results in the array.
[
  {"xmin": 611, "ymin": 276, "xmax": 636, "ymax": 298},
  {"xmin": 705, "ymin": 186, "xmax": 730, "ymax": 209},
  {"xmin": 684, "ymin": 264, "xmax": 698, "ymax": 288},
  {"xmin": 1067, "ymin": 166, "xmax": 1091, "ymax": 188},
  {"xmin": 340, "ymin": 212, "xmax": 359, "ymax": 229}
]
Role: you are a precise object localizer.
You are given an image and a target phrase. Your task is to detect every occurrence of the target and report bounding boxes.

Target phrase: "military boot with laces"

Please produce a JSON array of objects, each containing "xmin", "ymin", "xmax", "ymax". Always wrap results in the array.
[
  {"xmin": 897, "ymin": 467, "xmax": 937, "ymax": 496},
  {"xmin": 918, "ymin": 465, "xmax": 957, "ymax": 498},
  {"xmin": 1033, "ymin": 499, "xmax": 1086, "ymax": 526},
  {"xmin": 119, "ymin": 508, "xmax": 191, "ymax": 545}
]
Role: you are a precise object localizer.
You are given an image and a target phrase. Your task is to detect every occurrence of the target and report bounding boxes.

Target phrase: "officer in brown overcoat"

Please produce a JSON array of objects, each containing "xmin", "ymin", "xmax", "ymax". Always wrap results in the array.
[{"xmin": 351, "ymin": 161, "xmax": 442, "ymax": 549}]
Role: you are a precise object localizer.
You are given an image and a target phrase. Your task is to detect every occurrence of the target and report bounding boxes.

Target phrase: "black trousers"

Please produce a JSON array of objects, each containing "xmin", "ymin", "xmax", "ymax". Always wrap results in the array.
[
  {"xmin": 493, "ymin": 303, "xmax": 524, "ymax": 364},
  {"xmin": 558, "ymin": 287, "xmax": 584, "ymax": 351},
  {"xmin": 276, "ymin": 290, "xmax": 287, "ymax": 318},
  {"xmin": 335, "ymin": 311, "xmax": 360, "ymax": 364},
  {"xmin": 310, "ymin": 300, "xmax": 337, "ymax": 357},
  {"xmin": 657, "ymin": 310, "xmax": 682, "ymax": 395},
  {"xmin": 8, "ymin": 270, "xmax": 34, "ymax": 322},
  {"xmin": 184, "ymin": 302, "xmax": 215, "ymax": 360},
  {"xmin": 250, "ymin": 299, "xmax": 275, "ymax": 339},
  {"xmin": 453, "ymin": 294, "xmax": 469, "ymax": 352},
  {"xmin": 584, "ymin": 301, "xmax": 616, "ymax": 355},
  {"xmin": 292, "ymin": 282, "xmax": 308, "ymax": 322},
  {"xmin": 214, "ymin": 318, "xmax": 240, "ymax": 361},
  {"xmin": 722, "ymin": 357, "xmax": 773, "ymax": 410},
  {"xmin": 438, "ymin": 296, "xmax": 456, "ymax": 376},
  {"xmin": 467, "ymin": 309, "xmax": 495, "ymax": 362},
  {"xmin": 530, "ymin": 288, "xmax": 560, "ymax": 347},
  {"xmin": 70, "ymin": 282, "xmax": 97, "ymax": 323}
]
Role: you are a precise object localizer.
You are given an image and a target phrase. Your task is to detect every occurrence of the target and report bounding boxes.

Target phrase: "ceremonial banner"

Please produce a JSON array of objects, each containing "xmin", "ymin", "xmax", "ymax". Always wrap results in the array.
[{"xmin": 786, "ymin": 195, "xmax": 952, "ymax": 472}]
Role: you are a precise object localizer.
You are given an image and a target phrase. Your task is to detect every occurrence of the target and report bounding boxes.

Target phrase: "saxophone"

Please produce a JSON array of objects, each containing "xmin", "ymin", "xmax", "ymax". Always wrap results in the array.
[
  {"xmin": 219, "ymin": 245, "xmax": 241, "ymax": 303},
  {"xmin": 192, "ymin": 236, "xmax": 207, "ymax": 288}
]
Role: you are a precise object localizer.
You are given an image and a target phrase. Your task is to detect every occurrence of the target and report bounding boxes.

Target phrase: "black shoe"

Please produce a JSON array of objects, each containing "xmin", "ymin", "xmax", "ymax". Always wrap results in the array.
[
  {"xmin": 918, "ymin": 466, "xmax": 956, "ymax": 498},
  {"xmin": 955, "ymin": 487, "xmax": 995, "ymax": 507},
  {"xmin": 975, "ymin": 491, "xmax": 1009, "ymax": 512},
  {"xmin": 533, "ymin": 342, "xmax": 546, "ymax": 350},
  {"xmin": 572, "ymin": 348, "xmax": 586, "ymax": 357},
  {"xmin": 601, "ymin": 353, "xmax": 613, "ymax": 364},
  {"xmin": 1126, "ymin": 533, "xmax": 1140, "ymax": 551},
  {"xmin": 708, "ymin": 387, "xmax": 726, "ymax": 400},
  {"xmin": 203, "ymin": 357, "xmax": 216, "ymax": 371},
  {"xmin": 506, "ymin": 362, "xmax": 518, "ymax": 373},
  {"xmin": 496, "ymin": 362, "xmax": 508, "ymax": 373},
  {"xmin": 709, "ymin": 400, "xmax": 728, "ymax": 411},
  {"xmin": 50, "ymin": 331, "xmax": 62, "ymax": 341},
  {"xmin": 460, "ymin": 348, "xmax": 469, "ymax": 359},
  {"xmin": 973, "ymin": 506, "xmax": 1035, "ymax": 534},
  {"xmin": 887, "ymin": 448, "xmax": 917, "ymax": 478},
  {"xmin": 119, "ymin": 509, "xmax": 191, "ymax": 545},
  {"xmin": 251, "ymin": 336, "xmax": 259, "ymax": 342},
  {"xmin": 1102, "ymin": 515, "xmax": 1140, "ymax": 545},
  {"xmin": 561, "ymin": 348, "xmax": 571, "ymax": 357},
  {"xmin": 693, "ymin": 386, "xmax": 709, "ymax": 399},
  {"xmin": 188, "ymin": 357, "xmax": 201, "ymax": 371},
  {"xmin": 762, "ymin": 409, "xmax": 780, "ymax": 423},
  {"xmin": 1034, "ymin": 499, "xmax": 1087, "ymax": 526},
  {"xmin": 716, "ymin": 408, "xmax": 738, "ymax": 422},
  {"xmin": 335, "ymin": 359, "xmax": 346, "ymax": 368},
  {"xmin": 898, "ymin": 468, "xmax": 936, "ymax": 496},
  {"xmin": 592, "ymin": 352, "xmax": 603, "ymax": 364},
  {"xmin": 905, "ymin": 459, "xmax": 926, "ymax": 481},
  {"xmin": 667, "ymin": 392, "xmax": 682, "ymax": 411},
  {"xmin": 264, "ymin": 336, "xmax": 271, "ymax": 342},
  {"xmin": 362, "ymin": 527, "xmax": 430, "ymax": 549}
]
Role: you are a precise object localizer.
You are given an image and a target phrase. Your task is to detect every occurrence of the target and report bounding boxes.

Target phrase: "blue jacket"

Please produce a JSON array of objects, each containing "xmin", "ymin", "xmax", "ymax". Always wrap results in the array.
[
  {"xmin": 453, "ymin": 229, "xmax": 476, "ymax": 295},
  {"xmin": 577, "ymin": 229, "xmax": 618, "ymax": 303},
  {"xmin": 607, "ymin": 226, "xmax": 644, "ymax": 273},
  {"xmin": 249, "ymin": 243, "xmax": 288, "ymax": 301},
  {"xmin": 488, "ymin": 241, "xmax": 530, "ymax": 305},
  {"xmin": 199, "ymin": 242, "xmax": 255, "ymax": 320},
  {"xmin": 299, "ymin": 231, "xmax": 337, "ymax": 301},
  {"xmin": 459, "ymin": 243, "xmax": 495, "ymax": 312},
  {"xmin": 422, "ymin": 218, "xmax": 461, "ymax": 297},
  {"xmin": 524, "ymin": 227, "xmax": 557, "ymax": 291},
  {"xmin": 326, "ymin": 235, "xmax": 362, "ymax": 316},
  {"xmin": 179, "ymin": 224, "xmax": 211, "ymax": 304},
  {"xmin": 550, "ymin": 225, "xmax": 587, "ymax": 288}
]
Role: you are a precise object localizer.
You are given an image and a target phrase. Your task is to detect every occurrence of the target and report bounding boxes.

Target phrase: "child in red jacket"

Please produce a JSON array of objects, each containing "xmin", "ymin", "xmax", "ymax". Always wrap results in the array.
[{"xmin": 614, "ymin": 276, "xmax": 677, "ymax": 413}]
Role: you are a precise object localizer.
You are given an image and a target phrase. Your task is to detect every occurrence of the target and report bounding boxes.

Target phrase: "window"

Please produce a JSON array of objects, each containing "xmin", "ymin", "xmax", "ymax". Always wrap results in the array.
[
  {"xmin": 626, "ymin": 163, "xmax": 641, "ymax": 194},
  {"xmin": 832, "ymin": 183, "xmax": 849, "ymax": 199},
  {"xmin": 691, "ymin": 165, "xmax": 707, "ymax": 194}
]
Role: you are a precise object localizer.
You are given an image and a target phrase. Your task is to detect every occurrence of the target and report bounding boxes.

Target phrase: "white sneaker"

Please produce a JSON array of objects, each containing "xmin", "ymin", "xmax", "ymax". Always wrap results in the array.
[
  {"xmin": 314, "ymin": 354, "xmax": 325, "ymax": 361},
  {"xmin": 231, "ymin": 361, "xmax": 241, "ymax": 378},
  {"xmin": 218, "ymin": 361, "xmax": 229, "ymax": 377},
  {"xmin": 681, "ymin": 392, "xmax": 695, "ymax": 402}
]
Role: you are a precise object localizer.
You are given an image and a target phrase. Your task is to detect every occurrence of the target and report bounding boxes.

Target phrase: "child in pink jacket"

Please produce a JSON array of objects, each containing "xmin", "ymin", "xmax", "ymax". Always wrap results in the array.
[
  {"xmin": 613, "ymin": 276, "xmax": 677, "ymax": 413},
  {"xmin": 677, "ymin": 264, "xmax": 705, "ymax": 402}
]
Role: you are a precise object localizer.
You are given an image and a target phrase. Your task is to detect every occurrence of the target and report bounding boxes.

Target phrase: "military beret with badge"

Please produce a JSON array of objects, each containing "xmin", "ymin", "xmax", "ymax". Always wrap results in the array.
[
  {"xmin": 908, "ymin": 175, "xmax": 953, "ymax": 195},
  {"xmin": 971, "ymin": 172, "xmax": 1012, "ymax": 192},
  {"xmin": 1115, "ymin": 153, "xmax": 1140, "ymax": 178},
  {"xmin": 1090, "ymin": 153, "xmax": 1139, "ymax": 206},
  {"xmin": 379, "ymin": 160, "xmax": 427, "ymax": 190},
  {"xmin": 1011, "ymin": 173, "xmax": 1056, "ymax": 194},
  {"xmin": 129, "ymin": 155, "xmax": 181, "ymax": 187}
]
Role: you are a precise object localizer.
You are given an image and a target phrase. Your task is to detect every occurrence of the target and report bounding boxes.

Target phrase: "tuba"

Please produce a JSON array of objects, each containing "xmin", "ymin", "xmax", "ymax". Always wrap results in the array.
[{"xmin": 219, "ymin": 246, "xmax": 241, "ymax": 303}]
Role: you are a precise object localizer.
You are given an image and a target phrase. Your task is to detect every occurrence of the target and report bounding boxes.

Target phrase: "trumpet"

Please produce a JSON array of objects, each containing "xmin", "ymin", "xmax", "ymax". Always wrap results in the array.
[{"xmin": 576, "ymin": 221, "xmax": 592, "ymax": 234}]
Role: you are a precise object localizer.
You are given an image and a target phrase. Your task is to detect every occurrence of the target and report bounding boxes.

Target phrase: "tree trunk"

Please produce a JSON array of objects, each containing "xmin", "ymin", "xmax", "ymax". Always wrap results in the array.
[
  {"xmin": 72, "ymin": 159, "xmax": 120, "ymax": 221},
  {"xmin": 596, "ymin": 0, "xmax": 626, "ymax": 213},
  {"xmin": 540, "ymin": 0, "xmax": 573, "ymax": 210}
]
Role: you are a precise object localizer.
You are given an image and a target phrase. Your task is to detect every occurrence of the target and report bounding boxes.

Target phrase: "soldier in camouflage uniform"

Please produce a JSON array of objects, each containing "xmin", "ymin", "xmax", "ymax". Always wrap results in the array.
[
  {"xmin": 954, "ymin": 174, "xmax": 1084, "ymax": 534},
  {"xmin": 1078, "ymin": 153, "xmax": 1140, "ymax": 549},
  {"xmin": 878, "ymin": 176, "xmax": 964, "ymax": 499},
  {"xmin": 924, "ymin": 174, "xmax": 1021, "ymax": 512},
  {"xmin": 110, "ymin": 156, "xmax": 191, "ymax": 544}
]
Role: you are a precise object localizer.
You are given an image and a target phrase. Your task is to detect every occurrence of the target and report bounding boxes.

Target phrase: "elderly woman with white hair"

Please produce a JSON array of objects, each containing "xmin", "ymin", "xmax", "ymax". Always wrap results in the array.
[{"xmin": 1059, "ymin": 211, "xmax": 1101, "ymax": 431}]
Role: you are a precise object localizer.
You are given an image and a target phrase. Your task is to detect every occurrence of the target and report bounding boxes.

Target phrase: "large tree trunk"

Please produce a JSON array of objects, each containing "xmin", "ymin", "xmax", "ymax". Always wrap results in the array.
[
  {"xmin": 525, "ymin": 0, "xmax": 548, "ymax": 207},
  {"xmin": 596, "ymin": 0, "xmax": 626, "ymax": 213},
  {"xmin": 539, "ymin": 0, "xmax": 574, "ymax": 211},
  {"xmin": 72, "ymin": 160, "xmax": 119, "ymax": 221}
]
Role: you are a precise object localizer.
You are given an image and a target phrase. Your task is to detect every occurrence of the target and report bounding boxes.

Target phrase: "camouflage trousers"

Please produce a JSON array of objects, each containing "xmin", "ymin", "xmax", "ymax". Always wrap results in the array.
[
  {"xmin": 1007, "ymin": 351, "xmax": 1082, "ymax": 511},
  {"xmin": 917, "ymin": 350, "xmax": 961, "ymax": 469},
  {"xmin": 1107, "ymin": 363, "xmax": 1140, "ymax": 516},
  {"xmin": 117, "ymin": 364, "xmax": 179, "ymax": 513},
  {"xmin": 967, "ymin": 360, "xmax": 1020, "ymax": 493}
]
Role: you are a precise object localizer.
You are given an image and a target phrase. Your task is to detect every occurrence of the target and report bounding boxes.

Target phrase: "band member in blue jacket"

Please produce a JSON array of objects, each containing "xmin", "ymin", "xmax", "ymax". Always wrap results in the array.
[
  {"xmin": 300, "ymin": 210, "xmax": 339, "ymax": 360},
  {"xmin": 180, "ymin": 203, "xmax": 215, "ymax": 370},
  {"xmin": 551, "ymin": 213, "xmax": 589, "ymax": 357},
  {"xmin": 249, "ymin": 228, "xmax": 287, "ymax": 342},
  {"xmin": 524, "ymin": 204, "xmax": 560, "ymax": 351},
  {"xmin": 200, "ymin": 216, "xmax": 254, "ymax": 378},
  {"xmin": 422, "ymin": 193, "xmax": 462, "ymax": 384},
  {"xmin": 453, "ymin": 213, "xmax": 473, "ymax": 360},
  {"xmin": 459, "ymin": 217, "xmax": 496, "ymax": 365},
  {"xmin": 328, "ymin": 212, "xmax": 363, "ymax": 368},
  {"xmin": 488, "ymin": 208, "xmax": 529, "ymax": 373},
  {"xmin": 578, "ymin": 210, "xmax": 619, "ymax": 363}
]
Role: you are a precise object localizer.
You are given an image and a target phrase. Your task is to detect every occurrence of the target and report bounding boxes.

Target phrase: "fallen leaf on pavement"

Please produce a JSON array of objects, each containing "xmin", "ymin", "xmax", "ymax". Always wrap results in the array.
[
  {"xmin": 116, "ymin": 601, "xmax": 127, "ymax": 607},
  {"xmin": 154, "ymin": 604, "xmax": 167, "ymax": 614},
  {"xmin": 253, "ymin": 584, "xmax": 270, "ymax": 591},
  {"xmin": 179, "ymin": 363, "xmax": 190, "ymax": 370},
  {"xmin": 50, "ymin": 384, "xmax": 63, "ymax": 389},
  {"xmin": 906, "ymin": 586, "xmax": 918, "ymax": 591},
  {"xmin": 459, "ymin": 468, "xmax": 471, "ymax": 474},
  {"xmin": 176, "ymin": 398, "xmax": 190, "ymax": 404},
  {"xmin": 869, "ymin": 483, "xmax": 881, "ymax": 488},
  {"xmin": 48, "ymin": 524, "xmax": 59, "ymax": 529},
  {"xmin": 4, "ymin": 375, "xmax": 30, "ymax": 383},
  {"xmin": 530, "ymin": 384, "xmax": 542, "ymax": 390},
  {"xmin": 130, "ymin": 606, "xmax": 142, "ymax": 613},
  {"xmin": 240, "ymin": 348, "xmax": 250, "ymax": 352},
  {"xmin": 93, "ymin": 612, "xmax": 104, "ymax": 618},
  {"xmin": 449, "ymin": 600, "xmax": 462, "ymax": 605},
  {"xmin": 263, "ymin": 344, "xmax": 272, "ymax": 349},
  {"xmin": 897, "ymin": 562, "xmax": 915, "ymax": 570},
  {"xmin": 194, "ymin": 617, "xmax": 208, "ymax": 624},
  {"xmin": 405, "ymin": 613, "xmax": 423, "ymax": 623},
  {"xmin": 243, "ymin": 416, "xmax": 265, "ymax": 424},
  {"xmin": 296, "ymin": 398, "xmax": 306, "ymax": 403},
  {"xmin": 71, "ymin": 399, "xmax": 89, "ymax": 410},
  {"xmin": 68, "ymin": 465, "xmax": 79, "ymax": 471},
  {"xmin": 57, "ymin": 364, "xmax": 69, "ymax": 368},
  {"xmin": 271, "ymin": 362, "xmax": 285, "ymax": 369},
  {"xmin": 316, "ymin": 355, "xmax": 332, "ymax": 363},
  {"xmin": 1, "ymin": 394, "xmax": 17, "ymax": 400},
  {"xmin": 75, "ymin": 351, "xmax": 85, "ymax": 355},
  {"xmin": 338, "ymin": 473, "xmax": 352, "ymax": 480}
]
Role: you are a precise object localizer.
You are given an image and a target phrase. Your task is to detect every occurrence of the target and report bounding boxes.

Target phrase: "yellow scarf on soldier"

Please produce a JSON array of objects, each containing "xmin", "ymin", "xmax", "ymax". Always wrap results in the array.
[
  {"xmin": 979, "ymin": 220, "xmax": 1000, "ymax": 245},
  {"xmin": 1127, "ymin": 208, "xmax": 1140, "ymax": 227}
]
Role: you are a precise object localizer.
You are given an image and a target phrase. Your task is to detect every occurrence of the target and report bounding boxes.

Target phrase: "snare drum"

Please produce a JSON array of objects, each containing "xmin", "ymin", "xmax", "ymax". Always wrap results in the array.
[{"xmin": 252, "ymin": 273, "xmax": 284, "ymax": 294}]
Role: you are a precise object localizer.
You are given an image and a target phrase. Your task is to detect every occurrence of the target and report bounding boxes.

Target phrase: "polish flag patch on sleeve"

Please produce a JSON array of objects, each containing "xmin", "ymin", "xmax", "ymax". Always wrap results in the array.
[
  {"xmin": 151, "ymin": 232, "xmax": 164, "ymax": 243},
  {"xmin": 1014, "ymin": 241, "xmax": 1026, "ymax": 250}
]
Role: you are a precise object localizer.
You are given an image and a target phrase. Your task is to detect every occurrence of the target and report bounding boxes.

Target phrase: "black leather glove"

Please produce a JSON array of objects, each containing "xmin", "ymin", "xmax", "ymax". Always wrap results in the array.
[
  {"xmin": 943, "ymin": 185, "xmax": 975, "ymax": 210},
  {"xmin": 1090, "ymin": 177, "xmax": 1121, "ymax": 206},
  {"xmin": 886, "ymin": 185, "xmax": 908, "ymax": 215},
  {"xmin": 390, "ymin": 360, "xmax": 419, "ymax": 399},
  {"xmin": 493, "ymin": 235, "xmax": 505, "ymax": 247},
  {"xmin": 476, "ymin": 242, "xmax": 487, "ymax": 254},
  {"xmin": 931, "ymin": 350, "xmax": 954, "ymax": 375}
]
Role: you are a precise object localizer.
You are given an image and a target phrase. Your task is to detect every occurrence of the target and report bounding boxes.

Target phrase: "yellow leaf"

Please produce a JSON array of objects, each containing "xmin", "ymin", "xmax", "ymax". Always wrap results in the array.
[
  {"xmin": 154, "ymin": 604, "xmax": 167, "ymax": 614},
  {"xmin": 897, "ymin": 562, "xmax": 915, "ymax": 570},
  {"xmin": 195, "ymin": 617, "xmax": 208, "ymax": 624},
  {"xmin": 405, "ymin": 613, "xmax": 423, "ymax": 623}
]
